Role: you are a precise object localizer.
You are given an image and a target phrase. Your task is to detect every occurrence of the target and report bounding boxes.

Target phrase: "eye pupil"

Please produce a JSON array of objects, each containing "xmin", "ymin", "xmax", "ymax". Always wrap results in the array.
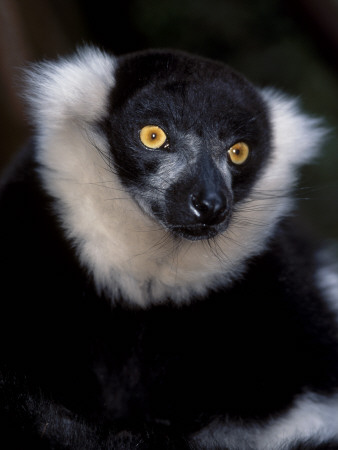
[{"xmin": 151, "ymin": 133, "xmax": 156, "ymax": 140}]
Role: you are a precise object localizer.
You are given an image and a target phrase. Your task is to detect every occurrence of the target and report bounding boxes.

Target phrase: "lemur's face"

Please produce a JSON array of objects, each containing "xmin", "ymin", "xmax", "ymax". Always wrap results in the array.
[{"xmin": 104, "ymin": 52, "xmax": 271, "ymax": 241}]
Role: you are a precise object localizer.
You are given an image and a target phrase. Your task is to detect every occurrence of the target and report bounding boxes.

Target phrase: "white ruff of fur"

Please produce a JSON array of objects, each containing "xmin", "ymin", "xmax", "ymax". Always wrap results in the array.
[{"xmin": 27, "ymin": 47, "xmax": 326, "ymax": 307}]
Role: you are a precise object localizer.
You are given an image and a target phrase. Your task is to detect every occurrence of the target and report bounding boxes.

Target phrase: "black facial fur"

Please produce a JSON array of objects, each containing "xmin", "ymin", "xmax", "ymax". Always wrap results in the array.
[{"xmin": 103, "ymin": 50, "xmax": 271, "ymax": 240}]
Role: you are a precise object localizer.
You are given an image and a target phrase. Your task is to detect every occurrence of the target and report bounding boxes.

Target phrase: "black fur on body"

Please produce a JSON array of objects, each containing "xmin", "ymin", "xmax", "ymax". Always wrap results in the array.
[{"xmin": 0, "ymin": 48, "xmax": 338, "ymax": 449}]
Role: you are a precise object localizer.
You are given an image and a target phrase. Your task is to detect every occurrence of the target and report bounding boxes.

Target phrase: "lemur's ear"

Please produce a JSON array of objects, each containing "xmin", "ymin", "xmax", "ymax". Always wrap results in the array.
[
  {"xmin": 261, "ymin": 88, "xmax": 327, "ymax": 169},
  {"xmin": 24, "ymin": 47, "xmax": 116, "ymax": 128}
]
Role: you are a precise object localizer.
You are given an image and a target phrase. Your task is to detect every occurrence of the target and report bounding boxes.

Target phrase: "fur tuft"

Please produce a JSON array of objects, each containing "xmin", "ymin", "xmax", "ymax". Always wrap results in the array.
[{"xmin": 25, "ymin": 46, "xmax": 116, "ymax": 127}]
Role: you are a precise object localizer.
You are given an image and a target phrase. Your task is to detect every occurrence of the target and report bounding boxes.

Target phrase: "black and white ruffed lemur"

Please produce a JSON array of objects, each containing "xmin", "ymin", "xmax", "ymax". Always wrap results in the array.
[{"xmin": 1, "ymin": 47, "xmax": 338, "ymax": 449}]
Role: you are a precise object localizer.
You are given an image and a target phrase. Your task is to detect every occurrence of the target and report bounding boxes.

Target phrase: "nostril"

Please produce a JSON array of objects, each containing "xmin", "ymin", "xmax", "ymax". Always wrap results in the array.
[
  {"xmin": 191, "ymin": 195, "xmax": 211, "ymax": 214},
  {"xmin": 190, "ymin": 192, "xmax": 227, "ymax": 225}
]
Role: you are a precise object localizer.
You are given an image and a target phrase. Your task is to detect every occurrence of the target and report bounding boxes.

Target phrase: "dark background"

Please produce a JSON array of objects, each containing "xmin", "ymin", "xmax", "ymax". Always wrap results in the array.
[{"xmin": 1, "ymin": 0, "xmax": 337, "ymax": 244}]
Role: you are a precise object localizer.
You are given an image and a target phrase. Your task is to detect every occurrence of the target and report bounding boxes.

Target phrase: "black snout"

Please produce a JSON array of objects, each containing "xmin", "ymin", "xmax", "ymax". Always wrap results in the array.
[
  {"xmin": 163, "ymin": 155, "xmax": 233, "ymax": 240},
  {"xmin": 190, "ymin": 190, "xmax": 228, "ymax": 226}
]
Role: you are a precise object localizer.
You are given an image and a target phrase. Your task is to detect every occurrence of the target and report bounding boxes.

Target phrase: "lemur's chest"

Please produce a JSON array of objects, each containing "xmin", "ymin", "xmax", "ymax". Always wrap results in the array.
[{"xmin": 86, "ymin": 293, "xmax": 309, "ymax": 425}]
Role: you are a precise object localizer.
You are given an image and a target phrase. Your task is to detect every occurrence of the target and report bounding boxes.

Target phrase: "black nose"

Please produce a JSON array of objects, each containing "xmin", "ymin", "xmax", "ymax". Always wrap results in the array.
[{"xmin": 190, "ymin": 191, "xmax": 228, "ymax": 225}]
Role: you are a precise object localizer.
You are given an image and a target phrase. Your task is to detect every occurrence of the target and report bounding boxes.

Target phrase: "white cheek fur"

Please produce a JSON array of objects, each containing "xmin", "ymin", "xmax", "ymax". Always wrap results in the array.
[{"xmin": 27, "ymin": 47, "xmax": 327, "ymax": 308}]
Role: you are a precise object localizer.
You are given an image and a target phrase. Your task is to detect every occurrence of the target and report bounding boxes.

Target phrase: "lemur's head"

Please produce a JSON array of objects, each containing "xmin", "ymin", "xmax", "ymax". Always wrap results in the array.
[
  {"xmin": 102, "ymin": 50, "xmax": 271, "ymax": 241},
  {"xmin": 28, "ymin": 47, "xmax": 325, "ymax": 305}
]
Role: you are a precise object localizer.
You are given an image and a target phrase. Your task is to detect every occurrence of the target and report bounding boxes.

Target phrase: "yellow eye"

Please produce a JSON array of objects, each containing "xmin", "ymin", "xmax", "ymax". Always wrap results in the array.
[
  {"xmin": 139, "ymin": 125, "xmax": 167, "ymax": 149},
  {"xmin": 228, "ymin": 142, "xmax": 250, "ymax": 165}
]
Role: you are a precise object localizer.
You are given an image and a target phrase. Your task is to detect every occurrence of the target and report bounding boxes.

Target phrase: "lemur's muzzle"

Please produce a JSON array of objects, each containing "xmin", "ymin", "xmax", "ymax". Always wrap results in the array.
[{"xmin": 164, "ymin": 155, "xmax": 233, "ymax": 240}]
